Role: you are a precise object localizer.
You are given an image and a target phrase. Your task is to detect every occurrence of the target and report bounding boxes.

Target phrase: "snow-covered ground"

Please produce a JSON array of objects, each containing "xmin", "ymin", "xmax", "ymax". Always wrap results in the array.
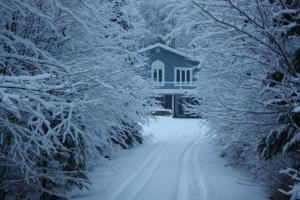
[{"xmin": 70, "ymin": 117, "xmax": 267, "ymax": 200}]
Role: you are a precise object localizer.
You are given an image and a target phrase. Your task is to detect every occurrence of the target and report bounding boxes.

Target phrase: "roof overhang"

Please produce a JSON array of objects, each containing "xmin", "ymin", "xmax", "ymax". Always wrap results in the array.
[{"xmin": 138, "ymin": 43, "xmax": 200, "ymax": 63}]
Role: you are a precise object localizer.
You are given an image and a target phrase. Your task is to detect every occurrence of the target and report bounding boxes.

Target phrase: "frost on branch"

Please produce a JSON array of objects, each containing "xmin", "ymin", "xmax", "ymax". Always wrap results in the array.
[
  {"xmin": 155, "ymin": 0, "xmax": 299, "ymax": 199},
  {"xmin": 0, "ymin": 0, "xmax": 154, "ymax": 199}
]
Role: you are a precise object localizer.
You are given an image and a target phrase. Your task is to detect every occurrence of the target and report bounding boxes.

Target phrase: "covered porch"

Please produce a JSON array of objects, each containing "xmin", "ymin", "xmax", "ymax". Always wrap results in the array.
[{"xmin": 155, "ymin": 93, "xmax": 198, "ymax": 118}]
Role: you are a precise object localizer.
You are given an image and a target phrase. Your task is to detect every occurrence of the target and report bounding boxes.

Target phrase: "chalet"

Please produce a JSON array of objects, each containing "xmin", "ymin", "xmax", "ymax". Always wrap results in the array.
[{"xmin": 140, "ymin": 43, "xmax": 200, "ymax": 118}]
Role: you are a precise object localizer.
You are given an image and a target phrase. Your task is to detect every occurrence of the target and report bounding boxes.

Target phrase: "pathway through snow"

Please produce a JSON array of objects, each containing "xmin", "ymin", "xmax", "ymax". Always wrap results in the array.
[{"xmin": 70, "ymin": 117, "xmax": 267, "ymax": 200}]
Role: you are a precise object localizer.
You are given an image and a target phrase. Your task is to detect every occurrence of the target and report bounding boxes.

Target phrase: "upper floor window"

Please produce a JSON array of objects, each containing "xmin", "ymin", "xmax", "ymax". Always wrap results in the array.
[
  {"xmin": 151, "ymin": 60, "xmax": 165, "ymax": 83},
  {"xmin": 175, "ymin": 68, "xmax": 192, "ymax": 84}
]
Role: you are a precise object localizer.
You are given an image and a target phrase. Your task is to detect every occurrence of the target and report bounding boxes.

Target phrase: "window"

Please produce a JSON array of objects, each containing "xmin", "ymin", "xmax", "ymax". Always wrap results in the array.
[
  {"xmin": 181, "ymin": 70, "xmax": 185, "ymax": 82},
  {"xmin": 158, "ymin": 69, "xmax": 163, "ymax": 82},
  {"xmin": 151, "ymin": 60, "xmax": 165, "ymax": 84},
  {"xmin": 186, "ymin": 70, "xmax": 190, "ymax": 82},
  {"xmin": 175, "ymin": 68, "xmax": 192, "ymax": 85},
  {"xmin": 153, "ymin": 70, "xmax": 157, "ymax": 80},
  {"xmin": 176, "ymin": 69, "xmax": 180, "ymax": 82}
]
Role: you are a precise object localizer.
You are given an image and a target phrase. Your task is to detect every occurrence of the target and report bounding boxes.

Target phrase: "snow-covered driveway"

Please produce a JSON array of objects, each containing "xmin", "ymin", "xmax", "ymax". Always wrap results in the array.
[{"xmin": 70, "ymin": 117, "xmax": 266, "ymax": 200}]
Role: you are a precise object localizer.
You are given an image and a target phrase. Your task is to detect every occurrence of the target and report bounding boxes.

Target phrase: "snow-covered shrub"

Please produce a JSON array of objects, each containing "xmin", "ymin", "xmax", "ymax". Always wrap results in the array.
[
  {"xmin": 0, "ymin": 0, "xmax": 153, "ymax": 198},
  {"xmin": 280, "ymin": 168, "xmax": 300, "ymax": 200},
  {"xmin": 109, "ymin": 122, "xmax": 143, "ymax": 150}
]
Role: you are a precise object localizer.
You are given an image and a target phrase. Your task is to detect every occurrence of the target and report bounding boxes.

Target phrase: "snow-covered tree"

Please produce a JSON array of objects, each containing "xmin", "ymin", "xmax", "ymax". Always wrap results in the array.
[
  {"xmin": 135, "ymin": 0, "xmax": 180, "ymax": 47},
  {"xmin": 0, "ymin": 0, "xmax": 154, "ymax": 199},
  {"xmin": 155, "ymin": 0, "xmax": 299, "ymax": 198},
  {"xmin": 191, "ymin": 0, "xmax": 299, "ymax": 198}
]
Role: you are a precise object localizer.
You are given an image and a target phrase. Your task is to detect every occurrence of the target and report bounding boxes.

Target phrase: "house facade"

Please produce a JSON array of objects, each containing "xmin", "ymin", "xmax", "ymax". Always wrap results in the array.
[{"xmin": 140, "ymin": 43, "xmax": 200, "ymax": 118}]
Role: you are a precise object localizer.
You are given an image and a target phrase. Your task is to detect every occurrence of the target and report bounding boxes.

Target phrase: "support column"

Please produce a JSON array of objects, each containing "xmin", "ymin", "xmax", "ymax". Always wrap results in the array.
[{"xmin": 172, "ymin": 94, "xmax": 175, "ymax": 118}]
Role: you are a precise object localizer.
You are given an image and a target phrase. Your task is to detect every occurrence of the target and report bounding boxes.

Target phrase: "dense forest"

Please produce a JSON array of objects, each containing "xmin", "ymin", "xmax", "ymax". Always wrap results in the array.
[{"xmin": 1, "ymin": 0, "xmax": 300, "ymax": 200}]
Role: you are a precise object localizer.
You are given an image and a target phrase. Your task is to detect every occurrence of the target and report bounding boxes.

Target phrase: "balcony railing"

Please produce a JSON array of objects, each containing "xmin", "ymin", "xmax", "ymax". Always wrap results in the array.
[{"xmin": 151, "ymin": 81, "xmax": 196, "ymax": 89}]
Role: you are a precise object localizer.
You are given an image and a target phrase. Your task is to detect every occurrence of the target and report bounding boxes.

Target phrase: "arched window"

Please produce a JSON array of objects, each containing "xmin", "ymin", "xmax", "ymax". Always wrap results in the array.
[{"xmin": 151, "ymin": 60, "xmax": 165, "ymax": 84}]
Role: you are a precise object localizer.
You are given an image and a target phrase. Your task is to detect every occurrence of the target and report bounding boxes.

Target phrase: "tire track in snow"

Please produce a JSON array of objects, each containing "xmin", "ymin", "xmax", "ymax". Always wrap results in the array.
[
  {"xmin": 176, "ymin": 128, "xmax": 208, "ymax": 200},
  {"xmin": 107, "ymin": 145, "xmax": 166, "ymax": 200},
  {"xmin": 130, "ymin": 146, "xmax": 168, "ymax": 200},
  {"xmin": 190, "ymin": 142, "xmax": 209, "ymax": 200},
  {"xmin": 175, "ymin": 131, "xmax": 200, "ymax": 200}
]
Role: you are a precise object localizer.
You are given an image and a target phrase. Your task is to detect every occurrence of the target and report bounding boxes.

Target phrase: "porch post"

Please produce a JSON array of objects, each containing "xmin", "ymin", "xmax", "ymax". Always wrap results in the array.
[{"xmin": 172, "ymin": 94, "xmax": 175, "ymax": 117}]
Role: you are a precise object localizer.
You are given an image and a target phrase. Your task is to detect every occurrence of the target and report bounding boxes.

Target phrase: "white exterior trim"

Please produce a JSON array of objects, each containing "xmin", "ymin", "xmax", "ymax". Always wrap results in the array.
[
  {"xmin": 151, "ymin": 60, "xmax": 165, "ymax": 85},
  {"xmin": 153, "ymin": 89, "xmax": 194, "ymax": 94}
]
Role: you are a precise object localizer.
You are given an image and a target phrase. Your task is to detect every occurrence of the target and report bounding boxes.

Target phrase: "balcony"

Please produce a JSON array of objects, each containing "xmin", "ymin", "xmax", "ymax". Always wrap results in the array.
[{"xmin": 151, "ymin": 81, "xmax": 197, "ymax": 94}]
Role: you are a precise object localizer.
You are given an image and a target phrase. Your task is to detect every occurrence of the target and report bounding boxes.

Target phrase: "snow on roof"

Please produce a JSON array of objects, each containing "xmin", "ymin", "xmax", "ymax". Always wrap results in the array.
[{"xmin": 139, "ymin": 43, "xmax": 199, "ymax": 63}]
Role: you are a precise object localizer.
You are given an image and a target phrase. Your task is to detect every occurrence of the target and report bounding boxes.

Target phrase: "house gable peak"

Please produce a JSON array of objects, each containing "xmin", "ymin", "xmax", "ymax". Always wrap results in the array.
[{"xmin": 139, "ymin": 43, "xmax": 199, "ymax": 63}]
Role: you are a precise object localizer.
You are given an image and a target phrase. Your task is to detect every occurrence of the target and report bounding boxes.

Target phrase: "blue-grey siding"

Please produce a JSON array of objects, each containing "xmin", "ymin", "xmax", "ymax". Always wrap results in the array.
[
  {"xmin": 141, "ymin": 44, "xmax": 200, "ymax": 118},
  {"xmin": 142, "ymin": 47, "xmax": 199, "ymax": 90}
]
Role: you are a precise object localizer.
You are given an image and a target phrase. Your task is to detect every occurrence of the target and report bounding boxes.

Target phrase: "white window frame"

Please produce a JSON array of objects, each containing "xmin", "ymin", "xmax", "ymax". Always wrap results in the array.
[
  {"xmin": 151, "ymin": 60, "xmax": 165, "ymax": 85},
  {"xmin": 174, "ymin": 67, "xmax": 193, "ymax": 85}
]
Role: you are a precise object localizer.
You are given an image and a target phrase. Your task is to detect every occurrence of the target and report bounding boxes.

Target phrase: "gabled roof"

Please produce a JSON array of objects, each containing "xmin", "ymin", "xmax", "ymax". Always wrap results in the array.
[{"xmin": 139, "ymin": 43, "xmax": 199, "ymax": 63}]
